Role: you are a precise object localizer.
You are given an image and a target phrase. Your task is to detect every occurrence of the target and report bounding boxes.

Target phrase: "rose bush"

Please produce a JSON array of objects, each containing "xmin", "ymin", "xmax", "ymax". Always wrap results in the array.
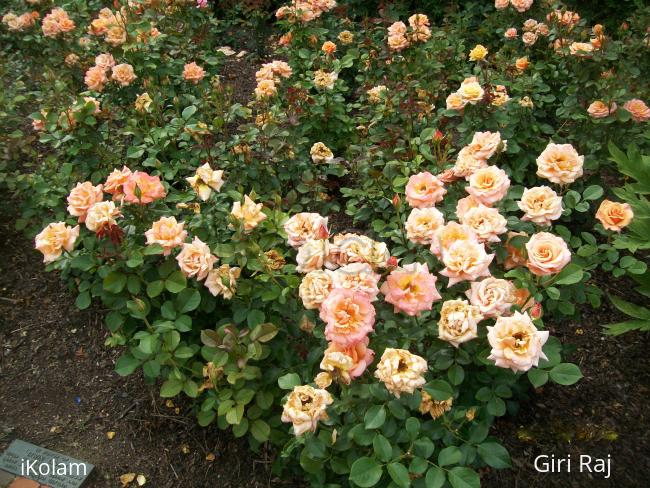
[{"xmin": 1, "ymin": 0, "xmax": 649, "ymax": 487}]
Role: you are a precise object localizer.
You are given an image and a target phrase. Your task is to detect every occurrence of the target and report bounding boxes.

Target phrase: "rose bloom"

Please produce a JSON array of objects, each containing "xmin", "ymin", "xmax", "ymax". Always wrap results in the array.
[
  {"xmin": 327, "ymin": 233, "xmax": 390, "ymax": 269},
  {"xmin": 176, "ymin": 236, "xmax": 218, "ymax": 281},
  {"xmin": 519, "ymin": 96, "xmax": 534, "ymax": 108},
  {"xmin": 438, "ymin": 299, "xmax": 483, "ymax": 347},
  {"xmin": 536, "ymin": 143, "xmax": 584, "ymax": 184},
  {"xmin": 494, "ymin": 0, "xmax": 509, "ymax": 9},
  {"xmin": 522, "ymin": 31, "xmax": 538, "ymax": 46},
  {"xmin": 536, "ymin": 23, "xmax": 550, "ymax": 36},
  {"xmin": 460, "ymin": 205, "xmax": 507, "ymax": 243},
  {"xmin": 409, "ymin": 24, "xmax": 431, "ymax": 43},
  {"xmin": 466, "ymin": 166, "xmax": 510, "ymax": 205},
  {"xmin": 595, "ymin": 200, "xmax": 634, "ymax": 232},
  {"xmin": 296, "ymin": 239, "xmax": 330, "ymax": 273},
  {"xmin": 405, "ymin": 207, "xmax": 445, "ymax": 245},
  {"xmin": 321, "ymin": 41, "xmax": 337, "ymax": 54},
  {"xmin": 446, "ymin": 92, "xmax": 467, "ymax": 111},
  {"xmin": 205, "ymin": 264, "xmax": 241, "ymax": 299},
  {"xmin": 281, "ymin": 385, "xmax": 332, "ymax": 436},
  {"xmin": 279, "ymin": 32, "xmax": 293, "ymax": 46},
  {"xmin": 319, "ymin": 351, "xmax": 354, "ymax": 384},
  {"xmin": 380, "ymin": 262, "xmax": 441, "ymax": 316},
  {"xmin": 285, "ymin": 212, "xmax": 329, "ymax": 248},
  {"xmin": 331, "ymin": 263, "xmax": 381, "ymax": 301},
  {"xmin": 518, "ymin": 186, "xmax": 563, "ymax": 225},
  {"xmin": 515, "ymin": 56, "xmax": 529, "ymax": 72},
  {"xmin": 270, "ymin": 60, "xmax": 292, "ymax": 79},
  {"xmin": 85, "ymin": 66, "xmax": 108, "ymax": 92},
  {"xmin": 85, "ymin": 201, "xmax": 122, "ymax": 232},
  {"xmin": 419, "ymin": 391, "xmax": 452, "ymax": 420},
  {"xmin": 455, "ymin": 195, "xmax": 482, "ymax": 220},
  {"xmin": 440, "ymin": 240, "xmax": 494, "ymax": 287},
  {"xmin": 374, "ymin": 348, "xmax": 427, "ymax": 398},
  {"xmin": 186, "ymin": 163, "xmax": 224, "ymax": 201},
  {"xmin": 314, "ymin": 70, "xmax": 338, "ymax": 90},
  {"xmin": 105, "ymin": 24, "xmax": 127, "ymax": 46},
  {"xmin": 405, "ymin": 172, "xmax": 447, "ymax": 208},
  {"xmin": 469, "ymin": 44, "xmax": 488, "ymax": 61},
  {"xmin": 491, "ymin": 85, "xmax": 510, "ymax": 107},
  {"xmin": 623, "ymin": 99, "xmax": 650, "ymax": 122},
  {"xmin": 183, "ymin": 62, "xmax": 205, "ymax": 84},
  {"xmin": 430, "ymin": 221, "xmax": 478, "ymax": 257},
  {"xmin": 320, "ymin": 288, "xmax": 376, "ymax": 346},
  {"xmin": 299, "ymin": 269, "xmax": 333, "ymax": 309},
  {"xmin": 338, "ymin": 30, "xmax": 354, "ymax": 44},
  {"xmin": 466, "ymin": 131, "xmax": 503, "ymax": 160},
  {"xmin": 35, "ymin": 222, "xmax": 80, "ymax": 263},
  {"xmin": 82, "ymin": 96, "xmax": 101, "ymax": 114},
  {"xmin": 95, "ymin": 53, "xmax": 115, "ymax": 71},
  {"xmin": 505, "ymin": 28, "xmax": 518, "ymax": 39},
  {"xmin": 230, "ymin": 195, "xmax": 267, "ymax": 232},
  {"xmin": 135, "ymin": 92, "xmax": 153, "ymax": 113},
  {"xmin": 388, "ymin": 21, "xmax": 407, "ymax": 36},
  {"xmin": 123, "ymin": 171, "xmax": 166, "ymax": 204},
  {"xmin": 111, "ymin": 64, "xmax": 137, "ymax": 87},
  {"xmin": 457, "ymin": 79, "xmax": 485, "ymax": 104},
  {"xmin": 256, "ymin": 64, "xmax": 275, "ymax": 82},
  {"xmin": 503, "ymin": 231, "xmax": 528, "ymax": 270},
  {"xmin": 103, "ymin": 166, "xmax": 132, "ymax": 201},
  {"xmin": 255, "ymin": 79, "xmax": 277, "ymax": 99},
  {"xmin": 322, "ymin": 338, "xmax": 374, "ymax": 381},
  {"xmin": 466, "ymin": 277, "xmax": 516, "ymax": 318},
  {"xmin": 570, "ymin": 42, "xmax": 594, "ymax": 57},
  {"xmin": 310, "ymin": 142, "xmax": 334, "ymax": 164},
  {"xmin": 525, "ymin": 232, "xmax": 571, "ymax": 276},
  {"xmin": 64, "ymin": 53, "xmax": 79, "ymax": 67},
  {"xmin": 145, "ymin": 216, "xmax": 187, "ymax": 256},
  {"xmin": 388, "ymin": 34, "xmax": 409, "ymax": 51},
  {"xmin": 487, "ymin": 311, "xmax": 549, "ymax": 372},
  {"xmin": 408, "ymin": 14, "xmax": 429, "ymax": 28},
  {"xmin": 453, "ymin": 148, "xmax": 487, "ymax": 178},
  {"xmin": 367, "ymin": 85, "xmax": 387, "ymax": 103},
  {"xmin": 67, "ymin": 182, "xmax": 104, "ymax": 222},
  {"xmin": 587, "ymin": 100, "xmax": 616, "ymax": 119}
]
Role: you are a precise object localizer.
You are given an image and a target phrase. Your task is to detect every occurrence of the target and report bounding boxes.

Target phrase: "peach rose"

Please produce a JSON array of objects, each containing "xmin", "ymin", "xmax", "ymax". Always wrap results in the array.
[
  {"xmin": 487, "ymin": 311, "xmax": 549, "ymax": 372},
  {"xmin": 313, "ymin": 70, "xmax": 338, "ymax": 90},
  {"xmin": 186, "ymin": 163, "xmax": 224, "ymax": 201},
  {"xmin": 35, "ymin": 222, "xmax": 80, "ymax": 263},
  {"xmin": 145, "ymin": 216, "xmax": 188, "ymax": 256},
  {"xmin": 405, "ymin": 207, "xmax": 445, "ymax": 245},
  {"xmin": 455, "ymin": 195, "xmax": 482, "ymax": 220},
  {"xmin": 104, "ymin": 166, "xmax": 132, "ymax": 201},
  {"xmin": 440, "ymin": 240, "xmax": 494, "ymax": 287},
  {"xmin": 405, "ymin": 172, "xmax": 447, "ymax": 208},
  {"xmin": 255, "ymin": 79, "xmax": 277, "ymax": 99},
  {"xmin": 85, "ymin": 65, "xmax": 108, "ymax": 92},
  {"xmin": 518, "ymin": 186, "xmax": 563, "ymax": 225},
  {"xmin": 367, "ymin": 85, "xmax": 387, "ymax": 103},
  {"xmin": 453, "ymin": 148, "xmax": 487, "ymax": 178},
  {"xmin": 296, "ymin": 239, "xmax": 330, "ymax": 273},
  {"xmin": 284, "ymin": 213, "xmax": 329, "ymax": 248},
  {"xmin": 408, "ymin": 14, "xmax": 429, "ymax": 28},
  {"xmin": 380, "ymin": 262, "xmax": 442, "ymax": 316},
  {"xmin": 446, "ymin": 92, "xmax": 467, "ymax": 111},
  {"xmin": 494, "ymin": 0, "xmax": 509, "ymax": 9},
  {"xmin": 183, "ymin": 62, "xmax": 205, "ymax": 84},
  {"xmin": 310, "ymin": 142, "xmax": 334, "ymax": 164},
  {"xmin": 176, "ymin": 236, "xmax": 218, "ymax": 281},
  {"xmin": 320, "ymin": 288, "xmax": 376, "ymax": 346},
  {"xmin": 569, "ymin": 42, "xmax": 594, "ymax": 56},
  {"xmin": 299, "ymin": 269, "xmax": 333, "ymax": 309},
  {"xmin": 331, "ymin": 263, "xmax": 381, "ymax": 301},
  {"xmin": 595, "ymin": 200, "xmax": 633, "ymax": 232},
  {"xmin": 374, "ymin": 348, "xmax": 427, "ymax": 398},
  {"xmin": 460, "ymin": 205, "xmax": 507, "ymax": 243},
  {"xmin": 438, "ymin": 299, "xmax": 483, "ymax": 347},
  {"xmin": 623, "ymin": 99, "xmax": 650, "ymax": 122},
  {"xmin": 466, "ymin": 277, "xmax": 516, "ymax": 318},
  {"xmin": 387, "ymin": 21, "xmax": 407, "ymax": 36},
  {"xmin": 522, "ymin": 31, "xmax": 538, "ymax": 46},
  {"xmin": 230, "ymin": 195, "xmax": 267, "ymax": 232},
  {"xmin": 466, "ymin": 131, "xmax": 504, "ymax": 160},
  {"xmin": 321, "ymin": 41, "xmax": 337, "ymax": 54},
  {"xmin": 85, "ymin": 201, "xmax": 122, "ymax": 232},
  {"xmin": 338, "ymin": 30, "xmax": 353, "ymax": 45},
  {"xmin": 95, "ymin": 53, "xmax": 115, "ymax": 71},
  {"xmin": 281, "ymin": 385, "xmax": 333, "ymax": 436},
  {"xmin": 511, "ymin": 0, "xmax": 533, "ymax": 13},
  {"xmin": 525, "ymin": 232, "xmax": 571, "ymax": 276},
  {"xmin": 322, "ymin": 338, "xmax": 374, "ymax": 381},
  {"xmin": 430, "ymin": 221, "xmax": 478, "ymax": 258},
  {"xmin": 457, "ymin": 79, "xmax": 485, "ymax": 104},
  {"xmin": 587, "ymin": 100, "xmax": 616, "ymax": 119},
  {"xmin": 515, "ymin": 56, "xmax": 529, "ymax": 72},
  {"xmin": 67, "ymin": 182, "xmax": 104, "ymax": 222},
  {"xmin": 505, "ymin": 28, "xmax": 518, "ymax": 39},
  {"xmin": 327, "ymin": 234, "xmax": 390, "ymax": 269},
  {"xmin": 466, "ymin": 166, "xmax": 510, "ymax": 205},
  {"xmin": 111, "ymin": 63, "xmax": 136, "ymax": 87},
  {"xmin": 135, "ymin": 92, "xmax": 153, "ymax": 113},
  {"xmin": 536, "ymin": 143, "xmax": 584, "ymax": 184},
  {"xmin": 204, "ymin": 264, "xmax": 240, "ymax": 299},
  {"xmin": 123, "ymin": 171, "xmax": 166, "ymax": 204}
]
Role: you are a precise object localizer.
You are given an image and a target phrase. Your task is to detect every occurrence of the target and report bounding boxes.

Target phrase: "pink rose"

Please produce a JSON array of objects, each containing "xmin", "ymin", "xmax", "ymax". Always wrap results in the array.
[
  {"xmin": 320, "ymin": 288, "xmax": 376, "ymax": 346},
  {"xmin": 405, "ymin": 172, "xmax": 447, "ymax": 208},
  {"xmin": 323, "ymin": 338, "xmax": 374, "ymax": 379},
  {"xmin": 123, "ymin": 171, "xmax": 166, "ymax": 204},
  {"xmin": 380, "ymin": 262, "xmax": 441, "ymax": 316}
]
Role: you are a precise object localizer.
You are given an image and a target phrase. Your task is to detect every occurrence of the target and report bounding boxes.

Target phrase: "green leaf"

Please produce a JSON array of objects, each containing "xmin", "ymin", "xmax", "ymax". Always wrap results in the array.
[
  {"xmin": 103, "ymin": 272, "xmax": 127, "ymax": 294},
  {"xmin": 251, "ymin": 419, "xmax": 271, "ymax": 442},
  {"xmin": 438, "ymin": 446, "xmax": 462, "ymax": 466},
  {"xmin": 387, "ymin": 463, "xmax": 410, "ymax": 488},
  {"xmin": 527, "ymin": 368, "xmax": 549, "ymax": 388},
  {"xmin": 250, "ymin": 323, "xmax": 278, "ymax": 343},
  {"xmin": 349, "ymin": 457, "xmax": 383, "ymax": 487},
  {"xmin": 549, "ymin": 363, "xmax": 583, "ymax": 385},
  {"xmin": 115, "ymin": 354, "xmax": 140, "ymax": 376},
  {"xmin": 143, "ymin": 243, "xmax": 164, "ymax": 255},
  {"xmin": 609, "ymin": 295, "xmax": 650, "ymax": 320},
  {"xmin": 165, "ymin": 271, "xmax": 187, "ymax": 293},
  {"xmin": 364, "ymin": 405, "xmax": 386, "ymax": 429},
  {"xmin": 373, "ymin": 434, "xmax": 393, "ymax": 463},
  {"xmin": 425, "ymin": 467, "xmax": 446, "ymax": 488},
  {"xmin": 176, "ymin": 288, "xmax": 201, "ymax": 313},
  {"xmin": 75, "ymin": 291, "xmax": 91, "ymax": 310},
  {"xmin": 448, "ymin": 365, "xmax": 464, "ymax": 385},
  {"xmin": 448, "ymin": 467, "xmax": 480, "ymax": 488},
  {"xmin": 477, "ymin": 442, "xmax": 511, "ymax": 468},
  {"xmin": 582, "ymin": 185, "xmax": 604, "ymax": 201},
  {"xmin": 552, "ymin": 264, "xmax": 583, "ymax": 285},
  {"xmin": 278, "ymin": 373, "xmax": 301, "ymax": 389},
  {"xmin": 424, "ymin": 380, "xmax": 454, "ymax": 401},
  {"xmin": 247, "ymin": 309, "xmax": 266, "ymax": 328},
  {"xmin": 147, "ymin": 280, "xmax": 165, "ymax": 298},
  {"xmin": 160, "ymin": 378, "xmax": 183, "ymax": 397},
  {"xmin": 182, "ymin": 105, "xmax": 197, "ymax": 119}
]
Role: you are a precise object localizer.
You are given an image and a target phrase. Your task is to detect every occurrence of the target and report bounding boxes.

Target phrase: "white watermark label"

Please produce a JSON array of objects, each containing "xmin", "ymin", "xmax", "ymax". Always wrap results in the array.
[{"xmin": 534, "ymin": 454, "xmax": 611, "ymax": 479}]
